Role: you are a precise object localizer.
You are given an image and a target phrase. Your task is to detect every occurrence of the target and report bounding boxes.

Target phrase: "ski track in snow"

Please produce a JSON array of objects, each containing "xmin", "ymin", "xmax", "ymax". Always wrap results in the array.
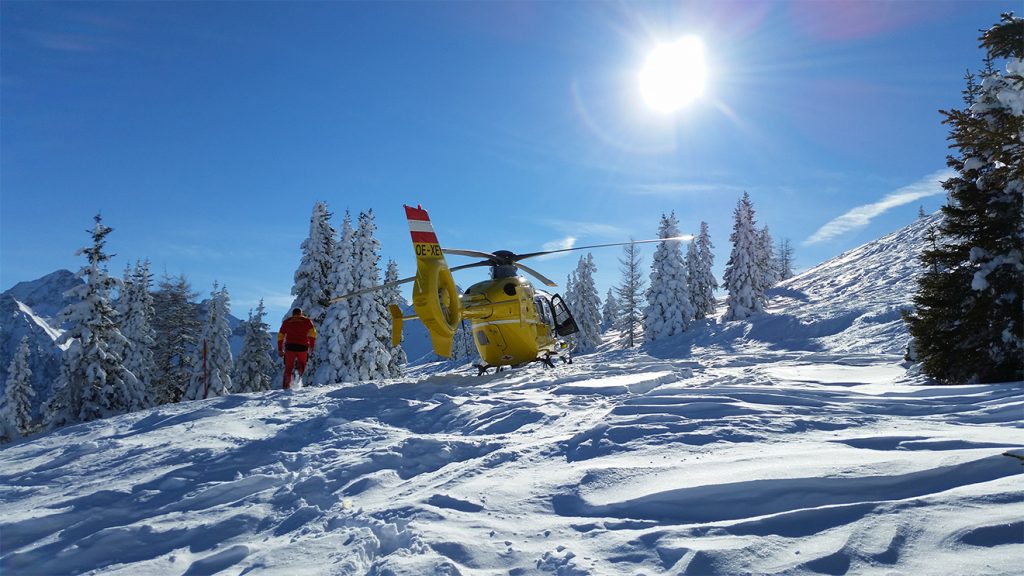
[{"xmin": 2, "ymin": 213, "xmax": 1023, "ymax": 575}]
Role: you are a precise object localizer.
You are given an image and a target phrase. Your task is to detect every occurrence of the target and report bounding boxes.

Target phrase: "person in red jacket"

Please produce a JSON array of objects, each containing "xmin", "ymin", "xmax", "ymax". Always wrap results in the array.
[{"xmin": 277, "ymin": 308, "xmax": 317, "ymax": 389}]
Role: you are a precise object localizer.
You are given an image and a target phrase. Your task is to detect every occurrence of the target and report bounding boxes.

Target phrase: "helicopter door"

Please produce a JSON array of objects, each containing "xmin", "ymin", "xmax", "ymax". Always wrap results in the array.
[{"xmin": 549, "ymin": 294, "xmax": 579, "ymax": 337}]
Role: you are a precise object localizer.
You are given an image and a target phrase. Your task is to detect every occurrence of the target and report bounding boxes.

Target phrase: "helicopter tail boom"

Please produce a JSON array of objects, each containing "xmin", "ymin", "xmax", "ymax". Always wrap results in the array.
[{"xmin": 405, "ymin": 205, "xmax": 463, "ymax": 357}]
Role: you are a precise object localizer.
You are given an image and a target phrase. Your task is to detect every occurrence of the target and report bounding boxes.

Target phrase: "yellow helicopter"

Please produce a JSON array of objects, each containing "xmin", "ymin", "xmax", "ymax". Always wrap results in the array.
[{"xmin": 332, "ymin": 205, "xmax": 679, "ymax": 374}]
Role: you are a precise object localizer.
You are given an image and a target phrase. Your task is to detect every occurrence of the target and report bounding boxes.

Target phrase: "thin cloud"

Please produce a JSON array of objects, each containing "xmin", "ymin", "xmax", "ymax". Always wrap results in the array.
[{"xmin": 803, "ymin": 169, "xmax": 952, "ymax": 245}]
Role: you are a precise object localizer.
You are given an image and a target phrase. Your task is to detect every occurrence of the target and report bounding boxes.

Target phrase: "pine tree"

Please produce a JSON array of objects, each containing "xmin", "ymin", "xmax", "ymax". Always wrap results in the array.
[
  {"xmin": 233, "ymin": 300, "xmax": 275, "ymax": 393},
  {"xmin": 644, "ymin": 212, "xmax": 694, "ymax": 342},
  {"xmin": 563, "ymin": 271, "xmax": 579, "ymax": 350},
  {"xmin": 44, "ymin": 215, "xmax": 140, "ymax": 428},
  {"xmin": 347, "ymin": 210, "xmax": 393, "ymax": 380},
  {"xmin": 118, "ymin": 260, "xmax": 157, "ymax": 410},
  {"xmin": 383, "ymin": 259, "xmax": 409, "ymax": 374},
  {"xmin": 723, "ymin": 193, "xmax": 766, "ymax": 321},
  {"xmin": 316, "ymin": 211, "xmax": 356, "ymax": 385},
  {"xmin": 774, "ymin": 238, "xmax": 796, "ymax": 281},
  {"xmin": 757, "ymin": 226, "xmax": 780, "ymax": 290},
  {"xmin": 290, "ymin": 202, "xmax": 336, "ymax": 379},
  {"xmin": 152, "ymin": 274, "xmax": 200, "ymax": 403},
  {"xmin": 601, "ymin": 288, "xmax": 620, "ymax": 331},
  {"xmin": 615, "ymin": 242, "xmax": 645, "ymax": 348},
  {"xmin": 905, "ymin": 15, "xmax": 1024, "ymax": 383},
  {"xmin": 570, "ymin": 254, "xmax": 603, "ymax": 352},
  {"xmin": 688, "ymin": 221, "xmax": 718, "ymax": 320},
  {"xmin": 290, "ymin": 202, "xmax": 336, "ymax": 326},
  {"xmin": 183, "ymin": 284, "xmax": 234, "ymax": 400},
  {"xmin": 1, "ymin": 336, "xmax": 35, "ymax": 441}
]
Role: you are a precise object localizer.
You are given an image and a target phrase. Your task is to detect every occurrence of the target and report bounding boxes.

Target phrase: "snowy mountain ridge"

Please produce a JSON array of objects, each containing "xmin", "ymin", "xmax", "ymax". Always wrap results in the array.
[{"xmin": 1, "ymin": 213, "xmax": 1022, "ymax": 576}]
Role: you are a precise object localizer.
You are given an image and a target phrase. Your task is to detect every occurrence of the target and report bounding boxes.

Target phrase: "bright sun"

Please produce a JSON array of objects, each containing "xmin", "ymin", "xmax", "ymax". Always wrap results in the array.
[{"xmin": 639, "ymin": 36, "xmax": 707, "ymax": 114}]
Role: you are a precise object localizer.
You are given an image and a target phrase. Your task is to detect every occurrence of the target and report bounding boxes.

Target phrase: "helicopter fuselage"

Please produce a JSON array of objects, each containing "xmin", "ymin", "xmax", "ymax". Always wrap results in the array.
[{"xmin": 461, "ymin": 276, "xmax": 571, "ymax": 368}]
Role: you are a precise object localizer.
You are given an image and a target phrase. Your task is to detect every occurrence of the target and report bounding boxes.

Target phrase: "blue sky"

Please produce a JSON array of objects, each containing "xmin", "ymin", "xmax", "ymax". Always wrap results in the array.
[{"xmin": 1, "ymin": 1, "xmax": 1014, "ymax": 322}]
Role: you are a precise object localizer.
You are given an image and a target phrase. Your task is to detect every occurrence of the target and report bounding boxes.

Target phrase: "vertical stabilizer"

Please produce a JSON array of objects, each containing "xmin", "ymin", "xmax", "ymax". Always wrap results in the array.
[{"xmin": 405, "ymin": 205, "xmax": 462, "ymax": 357}]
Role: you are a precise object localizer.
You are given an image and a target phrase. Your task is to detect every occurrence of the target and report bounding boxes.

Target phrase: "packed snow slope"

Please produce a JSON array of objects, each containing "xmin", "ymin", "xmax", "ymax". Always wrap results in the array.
[{"xmin": 2, "ymin": 214, "xmax": 1022, "ymax": 576}]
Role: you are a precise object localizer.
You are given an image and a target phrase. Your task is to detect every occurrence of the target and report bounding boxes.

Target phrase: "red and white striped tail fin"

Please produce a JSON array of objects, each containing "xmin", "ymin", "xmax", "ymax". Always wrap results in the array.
[{"xmin": 405, "ymin": 204, "xmax": 444, "ymax": 260}]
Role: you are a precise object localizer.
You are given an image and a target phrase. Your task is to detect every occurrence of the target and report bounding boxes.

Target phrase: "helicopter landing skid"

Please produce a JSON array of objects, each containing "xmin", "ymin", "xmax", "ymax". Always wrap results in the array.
[{"xmin": 474, "ymin": 363, "xmax": 506, "ymax": 376}]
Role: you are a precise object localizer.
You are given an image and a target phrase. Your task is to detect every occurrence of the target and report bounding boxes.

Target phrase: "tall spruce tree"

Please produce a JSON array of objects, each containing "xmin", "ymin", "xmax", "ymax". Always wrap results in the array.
[
  {"xmin": 757, "ymin": 226, "xmax": 780, "ymax": 290},
  {"xmin": 601, "ymin": 287, "xmax": 620, "ymax": 331},
  {"xmin": 44, "ymin": 215, "xmax": 140, "ymax": 428},
  {"xmin": 290, "ymin": 202, "xmax": 336, "ymax": 379},
  {"xmin": 119, "ymin": 260, "xmax": 157, "ymax": 410},
  {"xmin": 290, "ymin": 202, "xmax": 336, "ymax": 326},
  {"xmin": 316, "ymin": 211, "xmax": 356, "ymax": 385},
  {"xmin": 1, "ymin": 336, "xmax": 35, "ymax": 441},
  {"xmin": 723, "ymin": 192, "xmax": 766, "ymax": 321},
  {"xmin": 644, "ymin": 212, "xmax": 694, "ymax": 342},
  {"xmin": 688, "ymin": 221, "xmax": 719, "ymax": 320},
  {"xmin": 905, "ymin": 14, "xmax": 1024, "ymax": 383},
  {"xmin": 183, "ymin": 284, "xmax": 234, "ymax": 400},
  {"xmin": 152, "ymin": 274, "xmax": 200, "ymax": 403},
  {"xmin": 615, "ymin": 242, "xmax": 645, "ymax": 348},
  {"xmin": 774, "ymin": 238, "xmax": 796, "ymax": 281},
  {"xmin": 233, "ymin": 300, "xmax": 276, "ymax": 393},
  {"xmin": 570, "ymin": 254, "xmax": 603, "ymax": 352},
  {"xmin": 383, "ymin": 259, "xmax": 409, "ymax": 373},
  {"xmin": 347, "ymin": 210, "xmax": 393, "ymax": 380}
]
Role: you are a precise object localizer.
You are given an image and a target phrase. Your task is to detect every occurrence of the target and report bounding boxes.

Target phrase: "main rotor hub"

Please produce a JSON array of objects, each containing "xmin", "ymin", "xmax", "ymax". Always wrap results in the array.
[{"xmin": 488, "ymin": 250, "xmax": 519, "ymax": 279}]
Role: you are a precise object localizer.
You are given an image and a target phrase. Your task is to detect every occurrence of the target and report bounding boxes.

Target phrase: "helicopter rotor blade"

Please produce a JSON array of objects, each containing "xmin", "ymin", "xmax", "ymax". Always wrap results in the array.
[
  {"xmin": 513, "ymin": 236, "xmax": 692, "ymax": 261},
  {"xmin": 513, "ymin": 262, "xmax": 558, "ymax": 287},
  {"xmin": 326, "ymin": 275, "xmax": 416, "ymax": 304},
  {"xmin": 442, "ymin": 248, "xmax": 500, "ymax": 261},
  {"xmin": 448, "ymin": 260, "xmax": 495, "ymax": 274}
]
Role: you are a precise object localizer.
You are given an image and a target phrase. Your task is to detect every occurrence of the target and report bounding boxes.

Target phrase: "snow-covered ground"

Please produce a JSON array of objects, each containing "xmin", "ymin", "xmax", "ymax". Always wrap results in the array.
[{"xmin": 2, "ymin": 215, "xmax": 1022, "ymax": 575}]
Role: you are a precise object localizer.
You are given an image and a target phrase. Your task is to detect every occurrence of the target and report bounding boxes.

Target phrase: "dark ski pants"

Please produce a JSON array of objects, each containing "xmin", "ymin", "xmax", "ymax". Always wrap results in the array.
[{"xmin": 283, "ymin": 351, "xmax": 308, "ymax": 389}]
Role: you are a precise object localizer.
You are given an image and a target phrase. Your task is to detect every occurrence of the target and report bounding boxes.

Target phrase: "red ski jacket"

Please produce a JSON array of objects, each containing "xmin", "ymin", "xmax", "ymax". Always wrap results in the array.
[{"xmin": 277, "ymin": 314, "xmax": 317, "ymax": 354}]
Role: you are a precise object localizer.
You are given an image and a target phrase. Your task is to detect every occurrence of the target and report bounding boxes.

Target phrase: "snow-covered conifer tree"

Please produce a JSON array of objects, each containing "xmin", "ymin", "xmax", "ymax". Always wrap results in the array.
[
  {"xmin": 615, "ymin": 242, "xmax": 645, "ymax": 348},
  {"xmin": 757, "ymin": 226, "xmax": 780, "ymax": 290},
  {"xmin": 1, "ymin": 336, "xmax": 35, "ymax": 441},
  {"xmin": 183, "ymin": 284, "xmax": 233, "ymax": 400},
  {"xmin": 570, "ymin": 254, "xmax": 603, "ymax": 352},
  {"xmin": 44, "ymin": 215, "xmax": 140, "ymax": 428},
  {"xmin": 347, "ymin": 210, "xmax": 393, "ymax": 380},
  {"xmin": 316, "ymin": 211, "xmax": 356, "ymax": 385},
  {"xmin": 290, "ymin": 202, "xmax": 336, "ymax": 379},
  {"xmin": 906, "ymin": 15, "xmax": 1024, "ymax": 383},
  {"xmin": 688, "ymin": 221, "xmax": 718, "ymax": 320},
  {"xmin": 774, "ymin": 238, "xmax": 796, "ymax": 281},
  {"xmin": 383, "ymin": 259, "xmax": 408, "ymax": 373},
  {"xmin": 644, "ymin": 212, "xmax": 693, "ymax": 342},
  {"xmin": 290, "ymin": 202, "xmax": 336, "ymax": 327},
  {"xmin": 152, "ymin": 274, "xmax": 200, "ymax": 404},
  {"xmin": 601, "ymin": 287, "xmax": 619, "ymax": 331},
  {"xmin": 563, "ymin": 270, "xmax": 580, "ymax": 349},
  {"xmin": 118, "ymin": 260, "xmax": 157, "ymax": 410},
  {"xmin": 723, "ymin": 193, "xmax": 766, "ymax": 321},
  {"xmin": 233, "ymin": 300, "xmax": 275, "ymax": 393}
]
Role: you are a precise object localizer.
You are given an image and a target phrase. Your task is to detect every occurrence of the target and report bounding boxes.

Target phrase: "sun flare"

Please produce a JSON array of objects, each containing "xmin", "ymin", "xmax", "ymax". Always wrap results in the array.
[{"xmin": 639, "ymin": 36, "xmax": 707, "ymax": 114}]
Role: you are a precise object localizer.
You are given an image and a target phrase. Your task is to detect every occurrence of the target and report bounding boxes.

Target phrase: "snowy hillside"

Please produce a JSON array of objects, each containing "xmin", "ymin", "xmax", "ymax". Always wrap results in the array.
[
  {"xmin": 0, "ymin": 273, "xmax": 254, "ymax": 416},
  {"xmin": 0, "ymin": 270, "xmax": 82, "ymax": 414},
  {"xmin": 2, "ymin": 215, "xmax": 1022, "ymax": 575}
]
